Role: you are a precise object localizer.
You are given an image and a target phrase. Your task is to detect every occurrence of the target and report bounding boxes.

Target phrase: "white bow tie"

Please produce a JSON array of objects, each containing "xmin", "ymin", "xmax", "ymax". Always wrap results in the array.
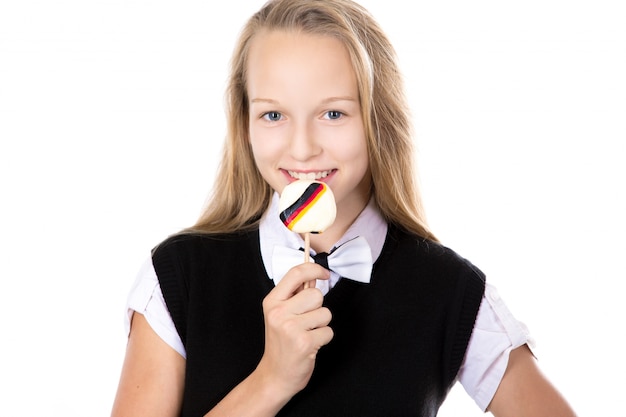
[{"xmin": 272, "ymin": 236, "xmax": 373, "ymax": 290}]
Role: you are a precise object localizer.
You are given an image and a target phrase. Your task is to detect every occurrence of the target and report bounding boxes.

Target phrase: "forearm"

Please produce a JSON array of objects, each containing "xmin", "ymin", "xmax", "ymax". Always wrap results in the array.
[{"xmin": 203, "ymin": 368, "xmax": 292, "ymax": 417}]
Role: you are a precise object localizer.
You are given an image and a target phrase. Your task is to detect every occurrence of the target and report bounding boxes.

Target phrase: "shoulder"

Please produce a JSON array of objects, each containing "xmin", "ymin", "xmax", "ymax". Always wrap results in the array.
[
  {"xmin": 387, "ymin": 224, "xmax": 486, "ymax": 286},
  {"xmin": 152, "ymin": 230, "xmax": 258, "ymax": 259},
  {"xmin": 150, "ymin": 229, "xmax": 261, "ymax": 283}
]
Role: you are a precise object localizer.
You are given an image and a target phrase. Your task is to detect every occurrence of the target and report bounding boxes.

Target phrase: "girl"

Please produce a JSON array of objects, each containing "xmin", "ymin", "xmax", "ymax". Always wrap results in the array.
[{"xmin": 111, "ymin": 0, "xmax": 578, "ymax": 415}]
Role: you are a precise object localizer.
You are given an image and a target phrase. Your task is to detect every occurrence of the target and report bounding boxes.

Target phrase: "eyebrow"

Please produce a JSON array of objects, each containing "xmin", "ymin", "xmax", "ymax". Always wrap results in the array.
[
  {"xmin": 250, "ymin": 96, "xmax": 357, "ymax": 105},
  {"xmin": 250, "ymin": 98, "xmax": 279, "ymax": 104},
  {"xmin": 321, "ymin": 96, "xmax": 358, "ymax": 104}
]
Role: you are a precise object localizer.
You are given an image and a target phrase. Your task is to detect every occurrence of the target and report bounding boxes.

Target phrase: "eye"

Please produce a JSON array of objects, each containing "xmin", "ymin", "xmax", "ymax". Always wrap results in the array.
[
  {"xmin": 324, "ymin": 110, "xmax": 343, "ymax": 120},
  {"xmin": 262, "ymin": 111, "xmax": 283, "ymax": 122}
]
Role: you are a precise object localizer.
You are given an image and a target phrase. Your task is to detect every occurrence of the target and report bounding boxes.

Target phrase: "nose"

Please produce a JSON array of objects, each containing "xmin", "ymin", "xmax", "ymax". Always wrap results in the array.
[{"xmin": 289, "ymin": 120, "xmax": 321, "ymax": 161}]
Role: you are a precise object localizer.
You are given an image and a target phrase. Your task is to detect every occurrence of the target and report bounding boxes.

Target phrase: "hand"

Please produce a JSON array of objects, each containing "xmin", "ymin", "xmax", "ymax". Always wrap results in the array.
[{"xmin": 256, "ymin": 262, "xmax": 333, "ymax": 400}]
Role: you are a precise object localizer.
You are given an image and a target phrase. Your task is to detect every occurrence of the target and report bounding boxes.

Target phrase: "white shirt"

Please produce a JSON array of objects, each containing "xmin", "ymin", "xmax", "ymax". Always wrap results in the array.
[{"xmin": 125, "ymin": 195, "xmax": 533, "ymax": 411}]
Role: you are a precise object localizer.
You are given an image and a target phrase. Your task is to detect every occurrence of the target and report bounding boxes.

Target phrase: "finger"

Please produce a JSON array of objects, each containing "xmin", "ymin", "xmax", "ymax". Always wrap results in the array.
[
  {"xmin": 272, "ymin": 262, "xmax": 330, "ymax": 300},
  {"xmin": 303, "ymin": 279, "xmax": 317, "ymax": 290},
  {"xmin": 287, "ymin": 288, "xmax": 325, "ymax": 315},
  {"xmin": 297, "ymin": 306, "xmax": 332, "ymax": 331},
  {"xmin": 308, "ymin": 325, "xmax": 334, "ymax": 353}
]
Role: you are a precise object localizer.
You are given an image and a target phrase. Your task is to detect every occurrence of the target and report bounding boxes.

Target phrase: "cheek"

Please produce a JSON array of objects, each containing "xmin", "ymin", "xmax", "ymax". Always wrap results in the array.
[
  {"xmin": 248, "ymin": 126, "xmax": 266, "ymax": 155},
  {"xmin": 347, "ymin": 136, "xmax": 370, "ymax": 178},
  {"xmin": 249, "ymin": 132, "xmax": 280, "ymax": 165},
  {"xmin": 333, "ymin": 129, "xmax": 368, "ymax": 161}
]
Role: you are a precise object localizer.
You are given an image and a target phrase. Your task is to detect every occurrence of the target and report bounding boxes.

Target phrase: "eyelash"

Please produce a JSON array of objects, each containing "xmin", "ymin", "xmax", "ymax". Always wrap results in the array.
[
  {"xmin": 260, "ymin": 110, "xmax": 344, "ymax": 122},
  {"xmin": 324, "ymin": 110, "xmax": 343, "ymax": 120},
  {"xmin": 261, "ymin": 111, "xmax": 282, "ymax": 122}
]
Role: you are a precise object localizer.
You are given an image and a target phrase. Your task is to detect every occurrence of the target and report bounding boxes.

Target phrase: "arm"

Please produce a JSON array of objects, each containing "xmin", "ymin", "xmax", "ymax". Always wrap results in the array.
[
  {"xmin": 112, "ymin": 262, "xmax": 332, "ymax": 417},
  {"xmin": 487, "ymin": 344, "xmax": 578, "ymax": 417},
  {"xmin": 110, "ymin": 312, "xmax": 185, "ymax": 417},
  {"xmin": 205, "ymin": 262, "xmax": 333, "ymax": 416}
]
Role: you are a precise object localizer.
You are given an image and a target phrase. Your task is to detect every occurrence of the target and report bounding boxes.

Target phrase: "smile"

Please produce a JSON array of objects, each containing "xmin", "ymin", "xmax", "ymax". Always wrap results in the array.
[{"xmin": 288, "ymin": 170, "xmax": 334, "ymax": 180}]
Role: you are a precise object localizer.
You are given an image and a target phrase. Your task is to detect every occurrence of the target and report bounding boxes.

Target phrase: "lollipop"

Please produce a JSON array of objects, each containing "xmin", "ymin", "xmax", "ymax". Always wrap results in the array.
[
  {"xmin": 279, "ymin": 180, "xmax": 336, "ymax": 233},
  {"xmin": 279, "ymin": 180, "xmax": 336, "ymax": 287}
]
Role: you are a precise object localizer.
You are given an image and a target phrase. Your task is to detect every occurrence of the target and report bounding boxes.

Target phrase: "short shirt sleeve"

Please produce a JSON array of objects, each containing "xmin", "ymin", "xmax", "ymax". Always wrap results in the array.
[
  {"xmin": 457, "ymin": 283, "xmax": 535, "ymax": 411},
  {"xmin": 125, "ymin": 256, "xmax": 186, "ymax": 358}
]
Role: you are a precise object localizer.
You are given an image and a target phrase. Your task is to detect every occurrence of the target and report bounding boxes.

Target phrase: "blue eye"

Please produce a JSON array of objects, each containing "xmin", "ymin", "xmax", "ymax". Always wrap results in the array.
[
  {"xmin": 325, "ymin": 110, "xmax": 343, "ymax": 120},
  {"xmin": 263, "ymin": 111, "xmax": 282, "ymax": 122}
]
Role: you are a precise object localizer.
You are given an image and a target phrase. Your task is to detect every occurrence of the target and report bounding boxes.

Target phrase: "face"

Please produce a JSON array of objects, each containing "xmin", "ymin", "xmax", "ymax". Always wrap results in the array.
[{"xmin": 247, "ymin": 30, "xmax": 371, "ymax": 221}]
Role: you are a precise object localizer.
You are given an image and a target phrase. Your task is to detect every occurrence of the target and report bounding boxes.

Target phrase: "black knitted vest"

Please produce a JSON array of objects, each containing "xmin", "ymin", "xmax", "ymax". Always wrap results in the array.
[{"xmin": 152, "ymin": 224, "xmax": 485, "ymax": 416}]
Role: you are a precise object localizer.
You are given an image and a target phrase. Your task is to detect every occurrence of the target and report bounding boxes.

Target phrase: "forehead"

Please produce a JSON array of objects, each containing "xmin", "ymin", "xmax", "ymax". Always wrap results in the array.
[{"xmin": 246, "ymin": 30, "xmax": 358, "ymax": 99}]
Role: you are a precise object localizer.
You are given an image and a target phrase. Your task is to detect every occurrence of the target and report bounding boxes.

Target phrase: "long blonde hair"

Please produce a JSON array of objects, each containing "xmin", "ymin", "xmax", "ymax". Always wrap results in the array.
[{"xmin": 191, "ymin": 0, "xmax": 436, "ymax": 241}]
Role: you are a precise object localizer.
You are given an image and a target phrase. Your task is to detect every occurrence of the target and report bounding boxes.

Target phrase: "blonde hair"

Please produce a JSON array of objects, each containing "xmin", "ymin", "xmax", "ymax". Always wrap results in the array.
[{"xmin": 191, "ymin": 0, "xmax": 436, "ymax": 241}]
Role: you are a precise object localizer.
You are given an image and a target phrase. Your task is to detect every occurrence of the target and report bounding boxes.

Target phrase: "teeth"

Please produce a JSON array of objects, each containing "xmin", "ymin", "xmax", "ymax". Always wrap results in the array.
[{"xmin": 288, "ymin": 170, "xmax": 331, "ymax": 180}]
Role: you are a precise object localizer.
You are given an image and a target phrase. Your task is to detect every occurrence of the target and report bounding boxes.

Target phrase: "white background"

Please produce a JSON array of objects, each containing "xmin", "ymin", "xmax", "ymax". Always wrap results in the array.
[{"xmin": 1, "ymin": 0, "xmax": 624, "ymax": 415}]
